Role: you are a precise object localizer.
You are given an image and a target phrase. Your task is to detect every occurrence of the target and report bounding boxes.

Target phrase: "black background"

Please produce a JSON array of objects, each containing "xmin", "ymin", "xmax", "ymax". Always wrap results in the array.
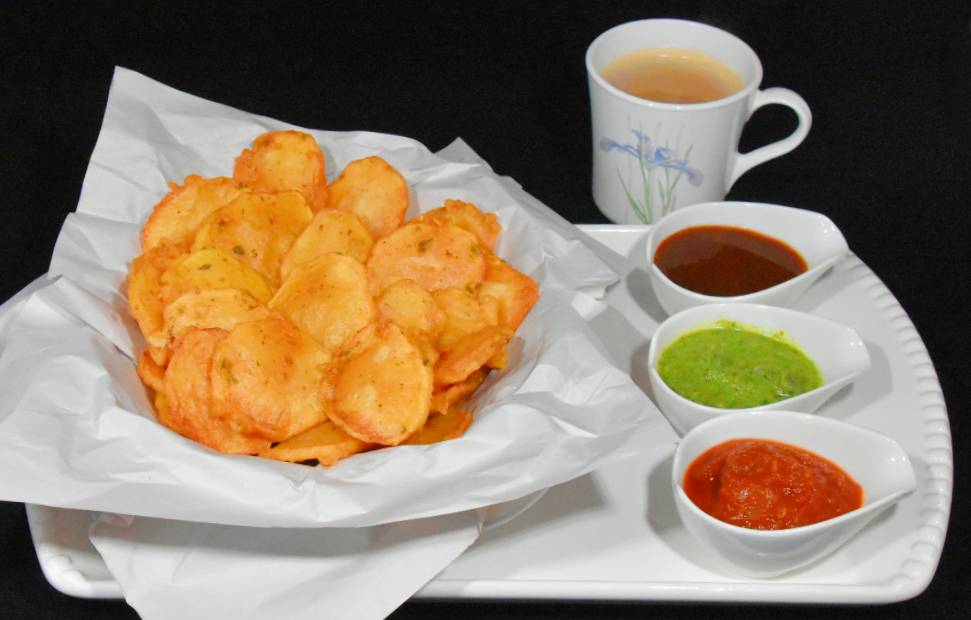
[{"xmin": 2, "ymin": 1, "xmax": 969, "ymax": 618}]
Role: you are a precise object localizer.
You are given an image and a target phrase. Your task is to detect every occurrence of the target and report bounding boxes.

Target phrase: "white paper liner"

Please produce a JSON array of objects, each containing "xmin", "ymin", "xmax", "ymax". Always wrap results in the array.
[
  {"xmin": 88, "ymin": 510, "xmax": 483, "ymax": 620},
  {"xmin": 0, "ymin": 67, "xmax": 670, "ymax": 529}
]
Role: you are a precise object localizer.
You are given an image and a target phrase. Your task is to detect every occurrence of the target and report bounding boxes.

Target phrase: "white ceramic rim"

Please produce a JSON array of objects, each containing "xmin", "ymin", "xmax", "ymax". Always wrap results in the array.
[{"xmin": 585, "ymin": 18, "xmax": 764, "ymax": 112}]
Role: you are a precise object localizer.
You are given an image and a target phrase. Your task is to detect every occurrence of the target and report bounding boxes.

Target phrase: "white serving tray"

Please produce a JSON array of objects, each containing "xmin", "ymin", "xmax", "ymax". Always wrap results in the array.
[{"xmin": 24, "ymin": 224, "xmax": 952, "ymax": 604}]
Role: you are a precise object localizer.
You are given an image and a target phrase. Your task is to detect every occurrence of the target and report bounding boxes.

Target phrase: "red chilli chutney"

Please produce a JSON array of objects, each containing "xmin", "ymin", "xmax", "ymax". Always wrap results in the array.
[
  {"xmin": 683, "ymin": 439, "xmax": 864, "ymax": 530},
  {"xmin": 654, "ymin": 225, "xmax": 808, "ymax": 296}
]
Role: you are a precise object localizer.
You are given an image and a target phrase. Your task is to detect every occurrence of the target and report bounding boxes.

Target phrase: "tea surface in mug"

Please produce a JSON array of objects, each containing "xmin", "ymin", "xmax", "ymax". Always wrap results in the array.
[{"xmin": 601, "ymin": 48, "xmax": 743, "ymax": 104}]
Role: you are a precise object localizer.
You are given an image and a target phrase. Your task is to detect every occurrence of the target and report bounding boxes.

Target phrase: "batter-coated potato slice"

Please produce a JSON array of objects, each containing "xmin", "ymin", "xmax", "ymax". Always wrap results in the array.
[
  {"xmin": 331, "ymin": 321, "xmax": 433, "ymax": 446},
  {"xmin": 415, "ymin": 199, "xmax": 501, "ymax": 251},
  {"xmin": 142, "ymin": 175, "xmax": 247, "ymax": 251},
  {"xmin": 233, "ymin": 130, "xmax": 328, "ymax": 211},
  {"xmin": 137, "ymin": 349, "xmax": 166, "ymax": 393},
  {"xmin": 434, "ymin": 325, "xmax": 511, "ymax": 386},
  {"xmin": 432, "ymin": 287, "xmax": 492, "ymax": 351},
  {"xmin": 327, "ymin": 156, "xmax": 408, "ymax": 239},
  {"xmin": 149, "ymin": 288, "xmax": 270, "ymax": 349},
  {"xmin": 269, "ymin": 253, "xmax": 376, "ymax": 355},
  {"xmin": 376, "ymin": 279, "xmax": 445, "ymax": 340},
  {"xmin": 487, "ymin": 343, "xmax": 508, "ymax": 369},
  {"xmin": 367, "ymin": 221, "xmax": 486, "ymax": 295},
  {"xmin": 279, "ymin": 209, "xmax": 374, "ymax": 281},
  {"xmin": 405, "ymin": 409, "xmax": 473, "ymax": 445},
  {"xmin": 260, "ymin": 420, "xmax": 375, "ymax": 466},
  {"xmin": 160, "ymin": 248, "xmax": 273, "ymax": 307},
  {"xmin": 429, "ymin": 368, "xmax": 488, "ymax": 415},
  {"xmin": 192, "ymin": 191, "xmax": 313, "ymax": 287},
  {"xmin": 478, "ymin": 251, "xmax": 540, "ymax": 331},
  {"xmin": 147, "ymin": 345, "xmax": 169, "ymax": 367},
  {"xmin": 478, "ymin": 294, "xmax": 501, "ymax": 327},
  {"xmin": 128, "ymin": 241, "xmax": 189, "ymax": 343},
  {"xmin": 162, "ymin": 328, "xmax": 270, "ymax": 455},
  {"xmin": 210, "ymin": 318, "xmax": 331, "ymax": 442}
]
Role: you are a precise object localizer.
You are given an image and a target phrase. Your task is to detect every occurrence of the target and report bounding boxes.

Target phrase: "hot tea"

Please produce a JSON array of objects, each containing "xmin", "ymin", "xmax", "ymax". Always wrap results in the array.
[{"xmin": 601, "ymin": 47, "xmax": 743, "ymax": 104}]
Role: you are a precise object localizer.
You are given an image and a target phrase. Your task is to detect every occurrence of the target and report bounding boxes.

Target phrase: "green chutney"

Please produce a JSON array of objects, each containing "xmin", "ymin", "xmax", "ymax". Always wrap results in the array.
[{"xmin": 657, "ymin": 320, "xmax": 823, "ymax": 409}]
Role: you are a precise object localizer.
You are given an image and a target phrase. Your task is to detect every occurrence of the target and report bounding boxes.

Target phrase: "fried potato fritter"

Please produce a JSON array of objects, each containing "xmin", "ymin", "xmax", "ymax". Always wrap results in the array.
[
  {"xmin": 162, "ymin": 328, "xmax": 271, "ymax": 455},
  {"xmin": 150, "ymin": 288, "xmax": 270, "ymax": 349},
  {"xmin": 142, "ymin": 175, "xmax": 247, "ymax": 251},
  {"xmin": 259, "ymin": 420, "xmax": 376, "ymax": 466},
  {"xmin": 269, "ymin": 253, "xmax": 376, "ymax": 355},
  {"xmin": 331, "ymin": 321, "xmax": 433, "ymax": 446},
  {"xmin": 233, "ymin": 130, "xmax": 328, "ymax": 211},
  {"xmin": 210, "ymin": 318, "xmax": 332, "ymax": 443},
  {"xmin": 279, "ymin": 209, "xmax": 373, "ymax": 281},
  {"xmin": 376, "ymin": 279, "xmax": 446, "ymax": 341},
  {"xmin": 415, "ymin": 199, "xmax": 501, "ymax": 251},
  {"xmin": 366, "ymin": 221, "xmax": 486, "ymax": 295},
  {"xmin": 478, "ymin": 251, "xmax": 540, "ymax": 331},
  {"xmin": 327, "ymin": 156, "xmax": 409, "ymax": 239},
  {"xmin": 128, "ymin": 241, "xmax": 189, "ymax": 345},
  {"xmin": 192, "ymin": 191, "xmax": 313, "ymax": 287},
  {"xmin": 405, "ymin": 409, "xmax": 473, "ymax": 445},
  {"xmin": 160, "ymin": 248, "xmax": 273, "ymax": 307}
]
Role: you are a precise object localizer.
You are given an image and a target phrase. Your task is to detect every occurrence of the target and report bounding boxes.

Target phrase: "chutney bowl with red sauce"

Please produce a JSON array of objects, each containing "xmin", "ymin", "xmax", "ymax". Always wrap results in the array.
[
  {"xmin": 646, "ymin": 201, "xmax": 849, "ymax": 316},
  {"xmin": 671, "ymin": 411, "xmax": 916, "ymax": 577}
]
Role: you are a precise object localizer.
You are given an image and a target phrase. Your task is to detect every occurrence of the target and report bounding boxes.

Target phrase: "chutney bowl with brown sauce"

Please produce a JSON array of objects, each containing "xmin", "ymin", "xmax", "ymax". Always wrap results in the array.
[{"xmin": 646, "ymin": 201, "xmax": 848, "ymax": 316}]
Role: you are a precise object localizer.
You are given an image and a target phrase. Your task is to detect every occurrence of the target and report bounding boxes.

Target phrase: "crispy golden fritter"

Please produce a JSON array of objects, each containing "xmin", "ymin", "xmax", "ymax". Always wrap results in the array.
[
  {"xmin": 233, "ymin": 130, "xmax": 328, "ymax": 211},
  {"xmin": 327, "ymin": 156, "xmax": 408, "ymax": 239}
]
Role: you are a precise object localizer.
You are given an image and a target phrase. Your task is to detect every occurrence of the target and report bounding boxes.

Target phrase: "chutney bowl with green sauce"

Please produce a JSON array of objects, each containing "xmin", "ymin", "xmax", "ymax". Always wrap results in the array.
[
  {"xmin": 647, "ymin": 303, "xmax": 871, "ymax": 435},
  {"xmin": 647, "ymin": 202, "xmax": 849, "ymax": 317}
]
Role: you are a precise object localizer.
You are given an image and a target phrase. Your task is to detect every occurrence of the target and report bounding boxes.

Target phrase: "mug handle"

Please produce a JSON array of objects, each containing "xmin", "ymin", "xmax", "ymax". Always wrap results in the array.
[{"xmin": 729, "ymin": 87, "xmax": 812, "ymax": 186}]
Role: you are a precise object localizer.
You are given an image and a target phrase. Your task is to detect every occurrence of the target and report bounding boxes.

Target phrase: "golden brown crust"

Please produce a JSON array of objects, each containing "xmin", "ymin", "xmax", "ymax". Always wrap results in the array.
[
  {"xmin": 162, "ymin": 328, "xmax": 270, "ymax": 455},
  {"xmin": 434, "ymin": 325, "xmax": 511, "ymax": 387},
  {"xmin": 405, "ymin": 409, "xmax": 473, "ymax": 445},
  {"xmin": 233, "ymin": 130, "xmax": 328, "ymax": 211},
  {"xmin": 478, "ymin": 251, "xmax": 540, "ymax": 331},
  {"xmin": 331, "ymin": 321, "xmax": 433, "ymax": 446},
  {"xmin": 142, "ymin": 175, "xmax": 247, "ymax": 251},
  {"xmin": 127, "ymin": 241, "xmax": 189, "ymax": 343},
  {"xmin": 366, "ymin": 221, "xmax": 486, "ymax": 295},
  {"xmin": 327, "ymin": 156, "xmax": 409, "ymax": 239},
  {"xmin": 259, "ymin": 420, "xmax": 376, "ymax": 466},
  {"xmin": 280, "ymin": 209, "xmax": 373, "ymax": 280},
  {"xmin": 269, "ymin": 253, "xmax": 376, "ymax": 355},
  {"xmin": 429, "ymin": 368, "xmax": 488, "ymax": 416},
  {"xmin": 414, "ymin": 199, "xmax": 501, "ymax": 251},
  {"xmin": 210, "ymin": 318, "xmax": 331, "ymax": 442},
  {"xmin": 376, "ymin": 279, "xmax": 446, "ymax": 341},
  {"xmin": 192, "ymin": 191, "xmax": 313, "ymax": 288}
]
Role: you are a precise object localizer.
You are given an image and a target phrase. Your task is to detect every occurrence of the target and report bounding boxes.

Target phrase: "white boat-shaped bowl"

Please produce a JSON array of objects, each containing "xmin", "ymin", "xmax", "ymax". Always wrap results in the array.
[
  {"xmin": 672, "ymin": 411, "xmax": 917, "ymax": 577},
  {"xmin": 647, "ymin": 201, "xmax": 849, "ymax": 317},
  {"xmin": 648, "ymin": 303, "xmax": 871, "ymax": 435}
]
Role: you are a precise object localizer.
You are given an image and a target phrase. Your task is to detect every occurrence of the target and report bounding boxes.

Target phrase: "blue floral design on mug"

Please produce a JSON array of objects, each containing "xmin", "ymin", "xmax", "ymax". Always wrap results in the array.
[{"xmin": 599, "ymin": 129, "xmax": 703, "ymax": 224}]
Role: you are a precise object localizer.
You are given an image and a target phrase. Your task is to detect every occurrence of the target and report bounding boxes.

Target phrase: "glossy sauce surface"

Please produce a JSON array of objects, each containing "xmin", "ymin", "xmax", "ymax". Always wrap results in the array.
[
  {"xmin": 654, "ymin": 225, "xmax": 808, "ymax": 296},
  {"xmin": 656, "ymin": 320, "xmax": 823, "ymax": 409},
  {"xmin": 683, "ymin": 438, "xmax": 864, "ymax": 530}
]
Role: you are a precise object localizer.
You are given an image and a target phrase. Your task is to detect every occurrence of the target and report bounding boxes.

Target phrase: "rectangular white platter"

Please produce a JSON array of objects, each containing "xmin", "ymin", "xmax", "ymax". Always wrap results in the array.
[{"xmin": 25, "ymin": 224, "xmax": 953, "ymax": 604}]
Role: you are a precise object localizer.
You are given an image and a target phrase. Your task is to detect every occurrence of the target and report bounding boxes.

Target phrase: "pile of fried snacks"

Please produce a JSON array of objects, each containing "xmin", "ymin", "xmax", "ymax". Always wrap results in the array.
[{"xmin": 127, "ymin": 130, "xmax": 539, "ymax": 466}]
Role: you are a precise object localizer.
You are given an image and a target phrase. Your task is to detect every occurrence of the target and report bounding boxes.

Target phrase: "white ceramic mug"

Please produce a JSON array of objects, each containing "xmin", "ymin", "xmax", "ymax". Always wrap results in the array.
[{"xmin": 586, "ymin": 19, "xmax": 811, "ymax": 224}]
